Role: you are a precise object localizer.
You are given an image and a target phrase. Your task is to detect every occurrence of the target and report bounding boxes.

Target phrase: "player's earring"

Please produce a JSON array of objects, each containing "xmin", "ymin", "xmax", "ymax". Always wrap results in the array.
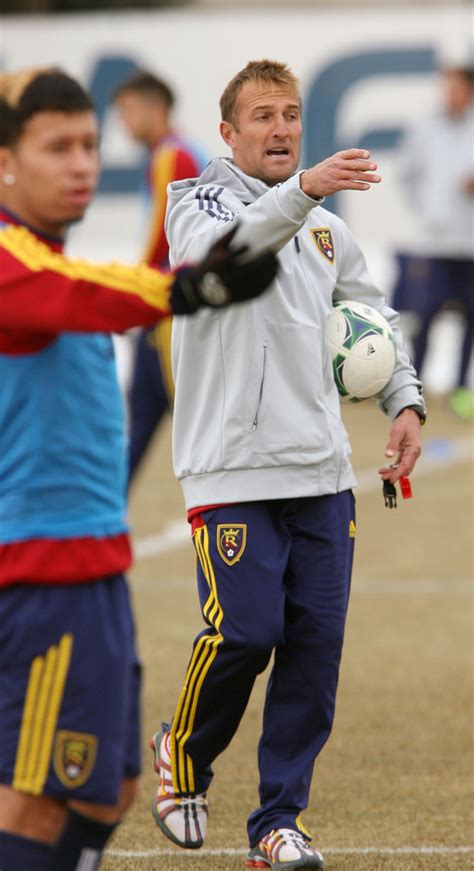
[{"xmin": 3, "ymin": 172, "xmax": 16, "ymax": 186}]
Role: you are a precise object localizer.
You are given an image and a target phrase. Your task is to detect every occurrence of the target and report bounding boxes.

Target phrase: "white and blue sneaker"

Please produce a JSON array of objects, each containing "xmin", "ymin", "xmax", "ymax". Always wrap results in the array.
[{"xmin": 150, "ymin": 725, "xmax": 208, "ymax": 849}]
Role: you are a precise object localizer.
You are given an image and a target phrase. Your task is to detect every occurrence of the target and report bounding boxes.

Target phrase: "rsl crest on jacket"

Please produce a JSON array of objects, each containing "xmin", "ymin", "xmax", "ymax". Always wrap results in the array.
[{"xmin": 310, "ymin": 228, "xmax": 335, "ymax": 263}]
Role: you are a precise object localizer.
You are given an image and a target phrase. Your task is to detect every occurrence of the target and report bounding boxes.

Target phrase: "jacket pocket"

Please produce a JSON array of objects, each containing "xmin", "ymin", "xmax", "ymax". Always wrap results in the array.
[
  {"xmin": 243, "ymin": 323, "xmax": 330, "ymax": 456},
  {"xmin": 251, "ymin": 341, "xmax": 268, "ymax": 429}
]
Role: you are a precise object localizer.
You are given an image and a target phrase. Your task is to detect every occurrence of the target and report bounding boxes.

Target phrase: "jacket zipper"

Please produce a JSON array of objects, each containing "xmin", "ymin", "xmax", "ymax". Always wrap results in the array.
[{"xmin": 252, "ymin": 342, "xmax": 268, "ymax": 429}]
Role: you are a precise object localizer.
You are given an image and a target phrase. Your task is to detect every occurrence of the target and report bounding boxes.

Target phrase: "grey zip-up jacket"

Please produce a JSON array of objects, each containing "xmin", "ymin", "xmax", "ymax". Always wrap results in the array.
[
  {"xmin": 398, "ymin": 107, "xmax": 474, "ymax": 257},
  {"xmin": 166, "ymin": 158, "xmax": 423, "ymax": 510}
]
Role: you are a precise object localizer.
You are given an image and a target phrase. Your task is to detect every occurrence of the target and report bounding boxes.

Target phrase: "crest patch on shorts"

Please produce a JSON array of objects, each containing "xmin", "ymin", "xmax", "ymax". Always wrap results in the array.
[
  {"xmin": 217, "ymin": 524, "xmax": 247, "ymax": 565},
  {"xmin": 53, "ymin": 730, "xmax": 98, "ymax": 789},
  {"xmin": 310, "ymin": 228, "xmax": 335, "ymax": 263}
]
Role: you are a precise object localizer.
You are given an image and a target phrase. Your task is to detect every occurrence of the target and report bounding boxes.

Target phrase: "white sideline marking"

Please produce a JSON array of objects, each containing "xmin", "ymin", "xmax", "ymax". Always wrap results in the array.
[
  {"xmin": 133, "ymin": 435, "xmax": 473, "ymax": 562},
  {"xmin": 107, "ymin": 845, "xmax": 474, "ymax": 858},
  {"xmin": 130, "ymin": 574, "xmax": 472, "ymax": 594},
  {"xmin": 354, "ymin": 577, "xmax": 473, "ymax": 594},
  {"xmin": 134, "ymin": 519, "xmax": 188, "ymax": 559}
]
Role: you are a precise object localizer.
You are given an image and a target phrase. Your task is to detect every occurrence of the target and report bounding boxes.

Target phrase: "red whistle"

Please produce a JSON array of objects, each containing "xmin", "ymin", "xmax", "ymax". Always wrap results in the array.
[{"xmin": 399, "ymin": 476, "xmax": 412, "ymax": 499}]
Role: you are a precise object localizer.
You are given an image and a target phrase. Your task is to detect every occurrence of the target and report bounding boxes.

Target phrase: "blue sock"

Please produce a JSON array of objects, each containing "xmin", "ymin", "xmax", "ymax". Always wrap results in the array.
[
  {"xmin": 50, "ymin": 809, "xmax": 117, "ymax": 870},
  {"xmin": 0, "ymin": 831, "xmax": 54, "ymax": 870}
]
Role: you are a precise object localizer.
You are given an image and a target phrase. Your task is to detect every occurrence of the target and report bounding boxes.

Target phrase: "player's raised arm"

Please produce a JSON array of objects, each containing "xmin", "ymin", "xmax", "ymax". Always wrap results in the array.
[
  {"xmin": 0, "ymin": 224, "xmax": 277, "ymax": 335},
  {"xmin": 166, "ymin": 150, "xmax": 381, "ymax": 266},
  {"xmin": 300, "ymin": 149, "xmax": 382, "ymax": 197}
]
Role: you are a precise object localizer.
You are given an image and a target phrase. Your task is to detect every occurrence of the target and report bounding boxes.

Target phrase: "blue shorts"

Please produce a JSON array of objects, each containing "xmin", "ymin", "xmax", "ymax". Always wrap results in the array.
[{"xmin": 0, "ymin": 574, "xmax": 141, "ymax": 805}]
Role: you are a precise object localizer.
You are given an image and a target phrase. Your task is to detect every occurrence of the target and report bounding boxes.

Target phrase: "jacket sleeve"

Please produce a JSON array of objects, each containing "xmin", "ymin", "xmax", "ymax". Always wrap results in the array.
[
  {"xmin": 144, "ymin": 146, "xmax": 203, "ymax": 267},
  {"xmin": 334, "ymin": 223, "xmax": 424, "ymax": 419},
  {"xmin": 166, "ymin": 172, "xmax": 320, "ymax": 266},
  {"xmin": 0, "ymin": 225, "xmax": 174, "ymax": 334}
]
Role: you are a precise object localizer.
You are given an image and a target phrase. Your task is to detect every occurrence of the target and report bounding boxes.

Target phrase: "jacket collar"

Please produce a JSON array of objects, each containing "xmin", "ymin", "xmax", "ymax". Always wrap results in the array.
[{"xmin": 0, "ymin": 205, "xmax": 64, "ymax": 251}]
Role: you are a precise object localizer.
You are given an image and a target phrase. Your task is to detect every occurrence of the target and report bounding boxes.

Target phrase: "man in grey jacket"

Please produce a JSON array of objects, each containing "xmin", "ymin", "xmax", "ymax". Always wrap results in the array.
[
  {"xmin": 394, "ymin": 63, "xmax": 474, "ymax": 420},
  {"xmin": 150, "ymin": 60, "xmax": 425, "ymax": 871}
]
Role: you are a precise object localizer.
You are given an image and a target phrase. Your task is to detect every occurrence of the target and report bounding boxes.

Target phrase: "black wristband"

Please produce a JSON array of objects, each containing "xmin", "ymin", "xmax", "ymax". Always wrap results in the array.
[{"xmin": 397, "ymin": 405, "xmax": 427, "ymax": 425}]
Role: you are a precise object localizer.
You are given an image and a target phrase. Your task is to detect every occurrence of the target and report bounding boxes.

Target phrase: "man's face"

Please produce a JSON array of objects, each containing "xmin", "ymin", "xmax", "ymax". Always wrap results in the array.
[
  {"xmin": 116, "ymin": 91, "xmax": 168, "ymax": 144},
  {"xmin": 441, "ymin": 70, "xmax": 473, "ymax": 116},
  {"xmin": 220, "ymin": 80, "xmax": 302, "ymax": 186},
  {"xmin": 1, "ymin": 110, "xmax": 99, "ymax": 236}
]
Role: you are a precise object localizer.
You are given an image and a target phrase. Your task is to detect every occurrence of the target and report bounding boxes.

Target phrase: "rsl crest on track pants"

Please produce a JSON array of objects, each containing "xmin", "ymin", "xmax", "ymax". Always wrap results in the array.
[{"xmin": 169, "ymin": 491, "xmax": 355, "ymax": 845}]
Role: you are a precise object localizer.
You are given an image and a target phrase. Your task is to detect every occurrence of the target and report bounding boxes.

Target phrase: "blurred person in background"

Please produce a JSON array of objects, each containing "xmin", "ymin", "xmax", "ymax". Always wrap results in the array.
[
  {"xmin": 392, "ymin": 63, "xmax": 474, "ymax": 421},
  {"xmin": 113, "ymin": 71, "xmax": 209, "ymax": 484},
  {"xmin": 150, "ymin": 58, "xmax": 425, "ymax": 871},
  {"xmin": 0, "ymin": 66, "xmax": 277, "ymax": 871}
]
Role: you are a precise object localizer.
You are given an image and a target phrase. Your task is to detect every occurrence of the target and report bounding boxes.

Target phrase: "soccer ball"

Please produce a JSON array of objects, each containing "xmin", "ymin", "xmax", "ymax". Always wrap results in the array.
[{"xmin": 327, "ymin": 300, "xmax": 396, "ymax": 402}]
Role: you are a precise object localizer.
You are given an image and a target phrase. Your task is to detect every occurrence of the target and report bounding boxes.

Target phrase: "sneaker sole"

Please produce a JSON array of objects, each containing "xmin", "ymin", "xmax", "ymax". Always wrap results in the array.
[
  {"xmin": 150, "ymin": 797, "xmax": 204, "ymax": 850},
  {"xmin": 245, "ymin": 851, "xmax": 324, "ymax": 870},
  {"xmin": 245, "ymin": 859, "xmax": 269, "ymax": 868}
]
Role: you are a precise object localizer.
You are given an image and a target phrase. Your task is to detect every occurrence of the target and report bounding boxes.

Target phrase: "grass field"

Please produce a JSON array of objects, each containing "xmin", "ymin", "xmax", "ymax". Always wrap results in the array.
[{"xmin": 102, "ymin": 395, "xmax": 473, "ymax": 871}]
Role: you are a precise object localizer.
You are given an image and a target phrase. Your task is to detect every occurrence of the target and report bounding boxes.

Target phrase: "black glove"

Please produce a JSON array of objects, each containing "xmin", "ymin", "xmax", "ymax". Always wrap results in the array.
[{"xmin": 171, "ymin": 226, "xmax": 278, "ymax": 315}]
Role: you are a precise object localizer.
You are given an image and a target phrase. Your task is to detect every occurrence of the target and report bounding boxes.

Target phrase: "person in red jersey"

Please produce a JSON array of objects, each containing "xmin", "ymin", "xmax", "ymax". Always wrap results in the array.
[
  {"xmin": 0, "ymin": 66, "xmax": 277, "ymax": 871},
  {"xmin": 114, "ymin": 70, "xmax": 210, "ymax": 484}
]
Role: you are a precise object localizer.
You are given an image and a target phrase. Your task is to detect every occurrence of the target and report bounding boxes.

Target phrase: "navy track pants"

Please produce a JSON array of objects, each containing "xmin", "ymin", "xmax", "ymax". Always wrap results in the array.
[
  {"xmin": 169, "ymin": 492, "xmax": 355, "ymax": 845},
  {"xmin": 128, "ymin": 326, "xmax": 171, "ymax": 484}
]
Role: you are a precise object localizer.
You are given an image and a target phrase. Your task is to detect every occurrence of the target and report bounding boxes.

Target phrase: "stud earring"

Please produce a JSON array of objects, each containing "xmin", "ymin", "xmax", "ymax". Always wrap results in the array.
[{"xmin": 3, "ymin": 173, "xmax": 16, "ymax": 186}]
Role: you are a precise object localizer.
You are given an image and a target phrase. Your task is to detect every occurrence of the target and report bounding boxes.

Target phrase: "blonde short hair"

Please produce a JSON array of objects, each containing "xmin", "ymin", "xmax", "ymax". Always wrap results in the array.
[{"xmin": 220, "ymin": 60, "xmax": 300, "ymax": 126}]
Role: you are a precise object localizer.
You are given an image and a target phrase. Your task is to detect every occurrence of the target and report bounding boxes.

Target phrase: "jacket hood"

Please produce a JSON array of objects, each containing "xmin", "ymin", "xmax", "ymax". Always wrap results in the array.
[{"xmin": 166, "ymin": 157, "xmax": 272, "ymax": 216}]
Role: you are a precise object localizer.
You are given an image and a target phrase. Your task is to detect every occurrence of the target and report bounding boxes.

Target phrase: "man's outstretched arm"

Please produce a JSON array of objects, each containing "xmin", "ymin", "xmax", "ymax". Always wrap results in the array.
[{"xmin": 0, "ymin": 225, "xmax": 278, "ymax": 335}]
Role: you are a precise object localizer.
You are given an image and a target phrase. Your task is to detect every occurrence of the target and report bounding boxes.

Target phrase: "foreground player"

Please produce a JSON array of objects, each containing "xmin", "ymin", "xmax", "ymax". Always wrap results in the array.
[
  {"xmin": 0, "ymin": 67, "xmax": 277, "ymax": 871},
  {"xmin": 113, "ymin": 70, "xmax": 209, "ymax": 482},
  {"xmin": 150, "ymin": 60, "xmax": 426, "ymax": 869}
]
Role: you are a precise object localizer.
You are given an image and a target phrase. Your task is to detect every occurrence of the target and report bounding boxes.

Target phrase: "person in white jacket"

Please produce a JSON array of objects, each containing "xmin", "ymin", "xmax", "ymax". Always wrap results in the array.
[
  {"xmin": 150, "ymin": 60, "xmax": 426, "ymax": 871},
  {"xmin": 394, "ymin": 64, "xmax": 474, "ymax": 420}
]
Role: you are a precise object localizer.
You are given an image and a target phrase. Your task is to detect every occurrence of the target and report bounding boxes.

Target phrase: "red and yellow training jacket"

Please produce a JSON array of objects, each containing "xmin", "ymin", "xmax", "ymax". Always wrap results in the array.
[{"xmin": 0, "ymin": 208, "xmax": 175, "ymax": 587}]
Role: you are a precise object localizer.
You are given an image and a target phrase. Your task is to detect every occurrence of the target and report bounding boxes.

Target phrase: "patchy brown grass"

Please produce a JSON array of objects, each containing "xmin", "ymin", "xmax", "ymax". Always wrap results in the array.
[{"xmin": 102, "ymin": 396, "xmax": 473, "ymax": 870}]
